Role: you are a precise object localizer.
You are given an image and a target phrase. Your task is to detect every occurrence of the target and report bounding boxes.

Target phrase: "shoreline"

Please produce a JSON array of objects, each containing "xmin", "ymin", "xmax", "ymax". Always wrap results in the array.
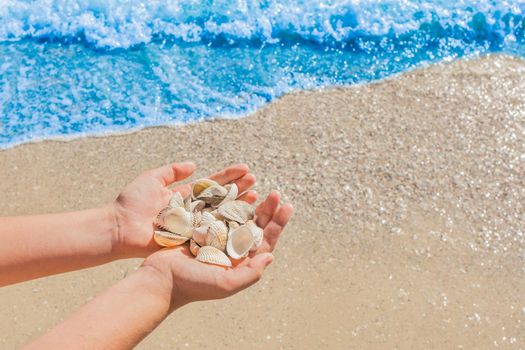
[
  {"xmin": 1, "ymin": 54, "xmax": 524, "ymax": 348},
  {"xmin": 2, "ymin": 52, "xmax": 515, "ymax": 152}
]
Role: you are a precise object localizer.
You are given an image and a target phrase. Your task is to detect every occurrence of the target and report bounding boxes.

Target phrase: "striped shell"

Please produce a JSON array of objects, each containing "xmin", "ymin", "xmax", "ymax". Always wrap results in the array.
[
  {"xmin": 189, "ymin": 239, "xmax": 201, "ymax": 257},
  {"xmin": 155, "ymin": 207, "xmax": 193, "ymax": 238},
  {"xmin": 191, "ymin": 178, "xmax": 220, "ymax": 200},
  {"xmin": 196, "ymin": 246, "xmax": 232, "ymax": 267},
  {"xmin": 169, "ymin": 192, "xmax": 184, "ymax": 209},
  {"xmin": 206, "ymin": 220, "xmax": 228, "ymax": 251},
  {"xmin": 217, "ymin": 200, "xmax": 254, "ymax": 224},
  {"xmin": 153, "ymin": 230, "xmax": 190, "ymax": 247}
]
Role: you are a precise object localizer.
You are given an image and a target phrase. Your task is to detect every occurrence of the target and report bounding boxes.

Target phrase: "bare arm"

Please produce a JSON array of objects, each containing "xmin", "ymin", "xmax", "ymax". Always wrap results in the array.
[
  {"xmin": 0, "ymin": 162, "xmax": 257, "ymax": 286},
  {"xmin": 26, "ymin": 192, "xmax": 292, "ymax": 349}
]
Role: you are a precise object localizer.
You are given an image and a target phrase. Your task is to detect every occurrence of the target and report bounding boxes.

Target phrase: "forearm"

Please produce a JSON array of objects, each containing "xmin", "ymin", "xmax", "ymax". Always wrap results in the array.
[
  {"xmin": 0, "ymin": 205, "xmax": 118, "ymax": 286},
  {"xmin": 25, "ymin": 266, "xmax": 175, "ymax": 350}
]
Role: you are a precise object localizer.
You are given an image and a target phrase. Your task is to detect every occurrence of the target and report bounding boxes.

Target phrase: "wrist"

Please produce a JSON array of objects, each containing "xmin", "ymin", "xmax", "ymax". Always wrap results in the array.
[
  {"xmin": 138, "ymin": 263, "xmax": 188, "ymax": 312},
  {"xmin": 101, "ymin": 203, "xmax": 125, "ymax": 259}
]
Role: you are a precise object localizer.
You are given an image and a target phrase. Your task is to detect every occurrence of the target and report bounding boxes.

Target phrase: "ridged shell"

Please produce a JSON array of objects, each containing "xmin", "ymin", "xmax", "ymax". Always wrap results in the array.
[
  {"xmin": 153, "ymin": 230, "xmax": 190, "ymax": 247},
  {"xmin": 205, "ymin": 220, "xmax": 228, "ymax": 251},
  {"xmin": 197, "ymin": 185, "xmax": 228, "ymax": 206},
  {"xmin": 189, "ymin": 239, "xmax": 200, "ymax": 257},
  {"xmin": 201, "ymin": 211, "xmax": 216, "ymax": 226},
  {"xmin": 217, "ymin": 200, "xmax": 254, "ymax": 224},
  {"xmin": 191, "ymin": 178, "xmax": 220, "ymax": 200},
  {"xmin": 169, "ymin": 192, "xmax": 184, "ymax": 209},
  {"xmin": 156, "ymin": 207, "xmax": 193, "ymax": 237},
  {"xmin": 196, "ymin": 246, "xmax": 232, "ymax": 267},
  {"xmin": 191, "ymin": 211, "xmax": 202, "ymax": 228},
  {"xmin": 190, "ymin": 200, "xmax": 206, "ymax": 213},
  {"xmin": 226, "ymin": 225, "xmax": 254, "ymax": 259},
  {"xmin": 213, "ymin": 183, "xmax": 239, "ymax": 208},
  {"xmin": 246, "ymin": 220, "xmax": 264, "ymax": 251},
  {"xmin": 192, "ymin": 225, "xmax": 208, "ymax": 246}
]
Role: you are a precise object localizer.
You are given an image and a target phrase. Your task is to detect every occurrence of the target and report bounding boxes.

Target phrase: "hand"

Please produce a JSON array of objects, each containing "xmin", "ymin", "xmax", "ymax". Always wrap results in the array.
[
  {"xmin": 109, "ymin": 163, "xmax": 257, "ymax": 258},
  {"xmin": 141, "ymin": 191, "xmax": 293, "ymax": 310}
]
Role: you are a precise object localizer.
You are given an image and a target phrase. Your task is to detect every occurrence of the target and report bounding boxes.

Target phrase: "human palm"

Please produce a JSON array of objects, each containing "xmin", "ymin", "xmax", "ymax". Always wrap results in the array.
[
  {"xmin": 143, "ymin": 190, "xmax": 293, "ymax": 307},
  {"xmin": 111, "ymin": 162, "xmax": 258, "ymax": 258}
]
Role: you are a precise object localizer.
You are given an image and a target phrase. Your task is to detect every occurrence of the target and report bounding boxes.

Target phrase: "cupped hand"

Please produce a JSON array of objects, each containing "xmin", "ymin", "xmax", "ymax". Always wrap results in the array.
[
  {"xmin": 141, "ymin": 191, "xmax": 293, "ymax": 310},
  {"xmin": 109, "ymin": 162, "xmax": 258, "ymax": 258}
]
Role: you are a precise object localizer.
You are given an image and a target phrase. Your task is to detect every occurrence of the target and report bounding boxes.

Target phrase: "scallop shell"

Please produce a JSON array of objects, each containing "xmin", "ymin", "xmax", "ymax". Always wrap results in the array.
[
  {"xmin": 217, "ymin": 200, "xmax": 254, "ymax": 224},
  {"xmin": 191, "ymin": 178, "xmax": 220, "ymax": 200},
  {"xmin": 213, "ymin": 183, "xmax": 239, "ymax": 208},
  {"xmin": 169, "ymin": 192, "xmax": 184, "ymax": 209},
  {"xmin": 153, "ymin": 230, "xmax": 190, "ymax": 247},
  {"xmin": 205, "ymin": 220, "xmax": 228, "ymax": 251},
  {"xmin": 191, "ymin": 211, "xmax": 202, "ymax": 228},
  {"xmin": 196, "ymin": 246, "xmax": 232, "ymax": 267},
  {"xmin": 189, "ymin": 239, "xmax": 200, "ymax": 257},
  {"xmin": 192, "ymin": 225, "xmax": 208, "ymax": 246},
  {"xmin": 226, "ymin": 224, "xmax": 255, "ymax": 259},
  {"xmin": 246, "ymin": 220, "xmax": 264, "ymax": 251},
  {"xmin": 190, "ymin": 199, "xmax": 206, "ymax": 213},
  {"xmin": 227, "ymin": 220, "xmax": 240, "ymax": 231},
  {"xmin": 156, "ymin": 207, "xmax": 193, "ymax": 238}
]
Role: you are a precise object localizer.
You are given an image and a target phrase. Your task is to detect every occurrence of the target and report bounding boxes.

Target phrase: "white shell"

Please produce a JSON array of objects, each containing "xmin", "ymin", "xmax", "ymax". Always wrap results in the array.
[
  {"xmin": 201, "ymin": 211, "xmax": 216, "ymax": 226},
  {"xmin": 153, "ymin": 230, "xmax": 190, "ymax": 247},
  {"xmin": 192, "ymin": 225, "xmax": 208, "ymax": 246},
  {"xmin": 246, "ymin": 220, "xmax": 264, "ymax": 251},
  {"xmin": 197, "ymin": 185, "xmax": 228, "ymax": 205},
  {"xmin": 218, "ymin": 200, "xmax": 254, "ymax": 224},
  {"xmin": 206, "ymin": 220, "xmax": 228, "ymax": 251},
  {"xmin": 156, "ymin": 207, "xmax": 193, "ymax": 238},
  {"xmin": 213, "ymin": 183, "xmax": 239, "ymax": 208},
  {"xmin": 196, "ymin": 246, "xmax": 232, "ymax": 267},
  {"xmin": 169, "ymin": 192, "xmax": 184, "ymax": 209},
  {"xmin": 191, "ymin": 178, "xmax": 220, "ymax": 200},
  {"xmin": 190, "ymin": 199, "xmax": 206, "ymax": 212},
  {"xmin": 189, "ymin": 239, "xmax": 200, "ymax": 256},
  {"xmin": 226, "ymin": 225, "xmax": 255, "ymax": 259}
]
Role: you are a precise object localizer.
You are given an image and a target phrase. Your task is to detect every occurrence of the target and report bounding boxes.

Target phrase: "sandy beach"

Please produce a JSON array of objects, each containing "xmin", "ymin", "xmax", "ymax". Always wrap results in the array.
[{"xmin": 0, "ymin": 55, "xmax": 524, "ymax": 348}]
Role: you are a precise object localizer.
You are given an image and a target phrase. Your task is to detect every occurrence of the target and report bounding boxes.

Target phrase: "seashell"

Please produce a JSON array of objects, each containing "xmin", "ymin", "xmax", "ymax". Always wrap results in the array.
[
  {"xmin": 184, "ymin": 195, "xmax": 192, "ymax": 212},
  {"xmin": 196, "ymin": 246, "xmax": 232, "ymax": 267},
  {"xmin": 156, "ymin": 207, "xmax": 193, "ymax": 238},
  {"xmin": 200, "ymin": 211, "xmax": 216, "ymax": 226},
  {"xmin": 190, "ymin": 199, "xmax": 206, "ymax": 213},
  {"xmin": 205, "ymin": 220, "xmax": 228, "ymax": 251},
  {"xmin": 153, "ymin": 230, "xmax": 190, "ymax": 247},
  {"xmin": 213, "ymin": 183, "xmax": 238, "ymax": 208},
  {"xmin": 197, "ymin": 185, "xmax": 228, "ymax": 206},
  {"xmin": 210, "ymin": 209, "xmax": 226, "ymax": 221},
  {"xmin": 226, "ymin": 225, "xmax": 255, "ymax": 259},
  {"xmin": 189, "ymin": 239, "xmax": 200, "ymax": 257},
  {"xmin": 218, "ymin": 200, "xmax": 254, "ymax": 224},
  {"xmin": 191, "ymin": 211, "xmax": 202, "ymax": 228},
  {"xmin": 169, "ymin": 192, "xmax": 184, "ymax": 209},
  {"xmin": 246, "ymin": 220, "xmax": 264, "ymax": 251},
  {"xmin": 192, "ymin": 225, "xmax": 208, "ymax": 246},
  {"xmin": 191, "ymin": 178, "xmax": 220, "ymax": 200},
  {"xmin": 227, "ymin": 220, "xmax": 240, "ymax": 231}
]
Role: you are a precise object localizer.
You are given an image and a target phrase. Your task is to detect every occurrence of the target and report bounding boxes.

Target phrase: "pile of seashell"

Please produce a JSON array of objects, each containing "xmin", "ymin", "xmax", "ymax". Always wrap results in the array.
[{"xmin": 153, "ymin": 178, "xmax": 263, "ymax": 267}]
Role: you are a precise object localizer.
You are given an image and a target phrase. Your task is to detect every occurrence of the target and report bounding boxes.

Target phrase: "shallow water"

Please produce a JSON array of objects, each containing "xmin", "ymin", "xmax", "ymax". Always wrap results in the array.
[{"xmin": 1, "ymin": 0, "xmax": 525, "ymax": 147}]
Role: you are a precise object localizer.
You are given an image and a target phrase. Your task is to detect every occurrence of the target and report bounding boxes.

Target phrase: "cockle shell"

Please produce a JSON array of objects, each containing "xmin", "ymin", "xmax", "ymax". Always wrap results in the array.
[
  {"xmin": 156, "ymin": 207, "xmax": 193, "ymax": 238},
  {"xmin": 197, "ymin": 184, "xmax": 228, "ymax": 206},
  {"xmin": 246, "ymin": 220, "xmax": 264, "ymax": 251},
  {"xmin": 200, "ymin": 211, "xmax": 216, "ymax": 226},
  {"xmin": 189, "ymin": 239, "xmax": 200, "ymax": 257},
  {"xmin": 226, "ymin": 225, "xmax": 255, "ymax": 259},
  {"xmin": 153, "ymin": 230, "xmax": 190, "ymax": 247},
  {"xmin": 191, "ymin": 178, "xmax": 220, "ymax": 200},
  {"xmin": 191, "ymin": 211, "xmax": 202, "ymax": 228},
  {"xmin": 169, "ymin": 192, "xmax": 184, "ymax": 209},
  {"xmin": 206, "ymin": 220, "xmax": 228, "ymax": 251},
  {"xmin": 196, "ymin": 246, "xmax": 232, "ymax": 267},
  {"xmin": 192, "ymin": 225, "xmax": 208, "ymax": 246},
  {"xmin": 213, "ymin": 183, "xmax": 238, "ymax": 208},
  {"xmin": 218, "ymin": 200, "xmax": 254, "ymax": 224},
  {"xmin": 190, "ymin": 199, "xmax": 206, "ymax": 213}
]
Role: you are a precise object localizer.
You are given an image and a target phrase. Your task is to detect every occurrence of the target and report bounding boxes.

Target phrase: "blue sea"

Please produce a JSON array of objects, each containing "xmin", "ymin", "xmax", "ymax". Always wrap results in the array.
[{"xmin": 1, "ymin": 0, "xmax": 524, "ymax": 148}]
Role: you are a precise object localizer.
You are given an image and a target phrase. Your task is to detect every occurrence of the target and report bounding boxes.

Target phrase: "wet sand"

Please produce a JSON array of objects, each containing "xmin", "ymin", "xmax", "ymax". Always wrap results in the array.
[{"xmin": 0, "ymin": 55, "xmax": 524, "ymax": 349}]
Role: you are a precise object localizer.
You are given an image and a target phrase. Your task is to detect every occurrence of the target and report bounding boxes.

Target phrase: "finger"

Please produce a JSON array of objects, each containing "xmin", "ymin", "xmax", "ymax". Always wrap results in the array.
[
  {"xmin": 222, "ymin": 253, "xmax": 273, "ymax": 294},
  {"xmin": 237, "ymin": 190, "xmax": 258, "ymax": 204},
  {"xmin": 208, "ymin": 164, "xmax": 249, "ymax": 185},
  {"xmin": 234, "ymin": 173, "xmax": 256, "ymax": 193},
  {"xmin": 255, "ymin": 190, "xmax": 280, "ymax": 228},
  {"xmin": 259, "ymin": 203, "xmax": 293, "ymax": 253},
  {"xmin": 146, "ymin": 162, "xmax": 196, "ymax": 187},
  {"xmin": 171, "ymin": 183, "xmax": 191, "ymax": 198}
]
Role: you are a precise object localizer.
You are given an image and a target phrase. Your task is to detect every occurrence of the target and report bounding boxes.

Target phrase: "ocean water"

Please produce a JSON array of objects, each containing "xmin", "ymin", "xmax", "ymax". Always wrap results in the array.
[{"xmin": 1, "ymin": 1, "xmax": 524, "ymax": 148}]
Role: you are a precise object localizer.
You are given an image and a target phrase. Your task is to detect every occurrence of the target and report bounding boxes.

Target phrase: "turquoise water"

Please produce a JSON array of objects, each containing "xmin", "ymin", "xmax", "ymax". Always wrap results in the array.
[{"xmin": 1, "ymin": 1, "xmax": 525, "ymax": 148}]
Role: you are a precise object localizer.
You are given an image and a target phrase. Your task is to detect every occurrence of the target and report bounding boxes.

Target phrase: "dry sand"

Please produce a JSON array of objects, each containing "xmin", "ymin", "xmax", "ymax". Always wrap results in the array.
[{"xmin": 0, "ymin": 55, "xmax": 524, "ymax": 349}]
